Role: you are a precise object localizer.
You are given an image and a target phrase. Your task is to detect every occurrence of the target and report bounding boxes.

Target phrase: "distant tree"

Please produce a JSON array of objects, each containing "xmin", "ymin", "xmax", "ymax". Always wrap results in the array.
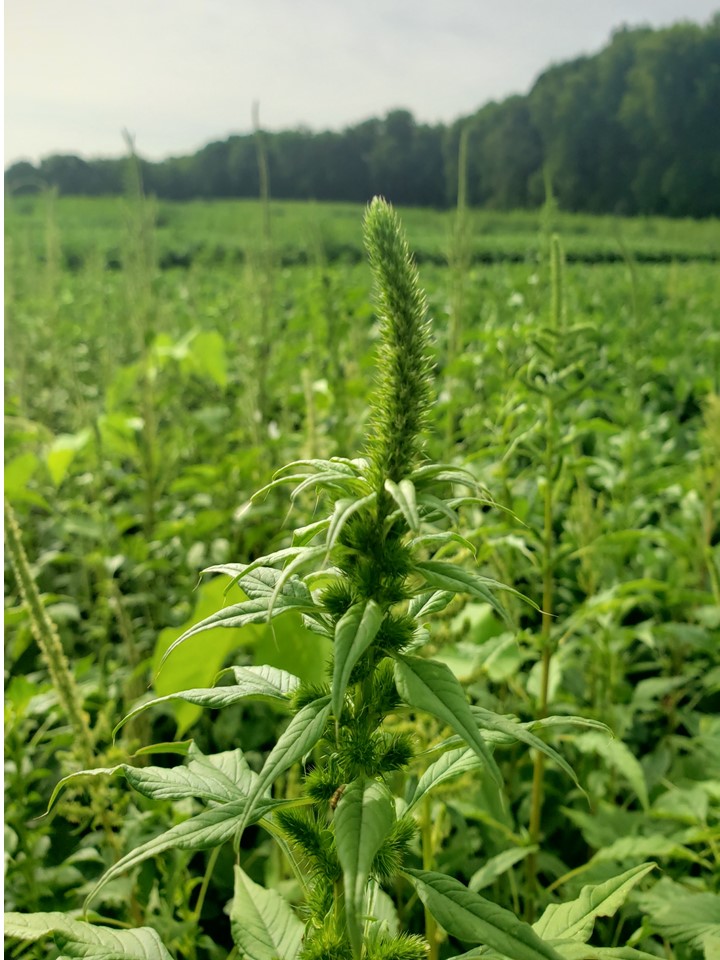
[{"xmin": 6, "ymin": 18, "xmax": 719, "ymax": 216}]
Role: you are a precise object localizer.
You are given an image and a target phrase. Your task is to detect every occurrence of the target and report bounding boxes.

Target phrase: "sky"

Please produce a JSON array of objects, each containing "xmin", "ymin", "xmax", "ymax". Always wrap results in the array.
[{"xmin": 5, "ymin": 0, "xmax": 719, "ymax": 167}]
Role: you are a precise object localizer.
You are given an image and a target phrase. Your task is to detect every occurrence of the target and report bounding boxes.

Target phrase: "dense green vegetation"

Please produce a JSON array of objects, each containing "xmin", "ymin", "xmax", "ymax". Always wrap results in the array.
[
  {"xmin": 6, "ymin": 18, "xmax": 720, "ymax": 217},
  {"xmin": 4, "ymin": 188, "xmax": 720, "ymax": 959}
]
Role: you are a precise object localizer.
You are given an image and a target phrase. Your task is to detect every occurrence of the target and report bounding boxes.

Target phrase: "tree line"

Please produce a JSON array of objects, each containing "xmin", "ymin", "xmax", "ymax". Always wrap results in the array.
[{"xmin": 6, "ymin": 17, "xmax": 720, "ymax": 217}]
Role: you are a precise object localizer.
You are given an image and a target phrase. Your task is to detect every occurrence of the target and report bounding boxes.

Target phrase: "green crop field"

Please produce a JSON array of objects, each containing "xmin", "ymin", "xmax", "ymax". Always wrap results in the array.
[{"xmin": 4, "ymin": 189, "xmax": 720, "ymax": 960}]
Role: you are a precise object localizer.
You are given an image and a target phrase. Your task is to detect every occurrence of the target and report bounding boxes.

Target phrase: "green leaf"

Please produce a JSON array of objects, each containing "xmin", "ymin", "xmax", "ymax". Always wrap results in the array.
[
  {"xmin": 413, "ymin": 560, "xmax": 528, "ymax": 627},
  {"xmin": 335, "ymin": 778, "xmax": 396, "ymax": 959},
  {"xmin": 159, "ymin": 586, "xmax": 317, "ymax": 670},
  {"xmin": 468, "ymin": 846, "xmax": 539, "ymax": 892},
  {"xmin": 533, "ymin": 863, "xmax": 656, "ymax": 941},
  {"xmin": 408, "ymin": 590, "xmax": 454, "ymax": 620},
  {"xmin": 385, "ymin": 478, "xmax": 420, "ymax": 532},
  {"xmin": 393, "ymin": 655, "xmax": 502, "ymax": 788},
  {"xmin": 253, "ymin": 613, "xmax": 333, "ymax": 685},
  {"xmin": 230, "ymin": 865, "xmax": 304, "ymax": 960},
  {"xmin": 406, "ymin": 747, "xmax": 484, "ymax": 812},
  {"xmin": 3, "ymin": 913, "xmax": 172, "ymax": 959},
  {"xmin": 114, "ymin": 664, "xmax": 299, "ymax": 738},
  {"xmin": 184, "ymin": 329, "xmax": 227, "ymax": 388},
  {"xmin": 45, "ymin": 429, "xmax": 92, "ymax": 486},
  {"xmin": 470, "ymin": 706, "xmax": 584, "ymax": 794},
  {"xmin": 240, "ymin": 697, "xmax": 332, "ymax": 832},
  {"xmin": 572, "ymin": 732, "xmax": 649, "ymax": 811},
  {"xmin": 152, "ymin": 577, "xmax": 266, "ymax": 735},
  {"xmin": 548, "ymin": 944, "xmax": 668, "ymax": 960},
  {"xmin": 325, "ymin": 493, "xmax": 377, "ymax": 555},
  {"xmin": 404, "ymin": 869, "xmax": 563, "ymax": 960},
  {"xmin": 332, "ymin": 600, "xmax": 384, "ymax": 718},
  {"xmin": 86, "ymin": 792, "xmax": 283, "ymax": 909},
  {"xmin": 48, "ymin": 743, "xmax": 259, "ymax": 812},
  {"xmin": 637, "ymin": 881, "xmax": 720, "ymax": 950}
]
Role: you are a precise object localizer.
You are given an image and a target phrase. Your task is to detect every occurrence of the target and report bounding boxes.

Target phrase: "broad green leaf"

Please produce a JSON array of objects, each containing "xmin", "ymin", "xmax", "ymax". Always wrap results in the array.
[
  {"xmin": 159, "ymin": 586, "xmax": 317, "ymax": 670},
  {"xmin": 533, "ymin": 863, "xmax": 656, "ymax": 941},
  {"xmin": 469, "ymin": 846, "xmax": 539, "ymax": 892},
  {"xmin": 152, "ymin": 577, "xmax": 265, "ymax": 734},
  {"xmin": 385, "ymin": 478, "xmax": 420, "ymax": 532},
  {"xmin": 240, "ymin": 697, "xmax": 332, "ymax": 832},
  {"xmin": 230, "ymin": 865, "xmax": 304, "ymax": 960},
  {"xmin": 591, "ymin": 834, "xmax": 699, "ymax": 863},
  {"xmin": 254, "ymin": 612, "xmax": 333, "ymax": 685},
  {"xmin": 405, "ymin": 869, "xmax": 563, "ymax": 960},
  {"xmin": 4, "ymin": 912, "xmax": 172, "ymax": 959},
  {"xmin": 114, "ymin": 664, "xmax": 299, "ymax": 738},
  {"xmin": 335, "ymin": 778, "xmax": 396, "ymax": 959},
  {"xmin": 332, "ymin": 600, "xmax": 384, "ymax": 718},
  {"xmin": 642, "ymin": 891, "xmax": 720, "ymax": 948},
  {"xmin": 471, "ymin": 706, "xmax": 584, "ymax": 794},
  {"xmin": 407, "ymin": 747, "xmax": 483, "ymax": 811},
  {"xmin": 394, "ymin": 655, "xmax": 502, "ymax": 788},
  {"xmin": 48, "ymin": 744, "xmax": 258, "ymax": 812},
  {"xmin": 86, "ymin": 792, "xmax": 283, "ymax": 909},
  {"xmin": 45, "ymin": 429, "xmax": 92, "ymax": 486},
  {"xmin": 573, "ymin": 732, "xmax": 649, "ymax": 811},
  {"xmin": 184, "ymin": 329, "xmax": 227, "ymax": 388}
]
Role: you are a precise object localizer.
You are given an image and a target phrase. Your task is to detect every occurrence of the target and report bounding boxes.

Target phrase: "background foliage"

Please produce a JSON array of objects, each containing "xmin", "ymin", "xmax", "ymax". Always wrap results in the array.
[{"xmin": 4, "ymin": 175, "xmax": 720, "ymax": 960}]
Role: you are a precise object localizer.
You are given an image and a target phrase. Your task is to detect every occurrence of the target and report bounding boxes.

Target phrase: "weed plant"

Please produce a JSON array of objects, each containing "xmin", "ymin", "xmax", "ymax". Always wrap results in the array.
[{"xmin": 5, "ymin": 200, "xmax": 672, "ymax": 960}]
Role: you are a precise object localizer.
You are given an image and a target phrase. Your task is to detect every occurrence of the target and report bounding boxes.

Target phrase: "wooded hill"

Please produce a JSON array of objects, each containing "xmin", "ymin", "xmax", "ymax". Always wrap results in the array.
[{"xmin": 6, "ymin": 16, "xmax": 720, "ymax": 217}]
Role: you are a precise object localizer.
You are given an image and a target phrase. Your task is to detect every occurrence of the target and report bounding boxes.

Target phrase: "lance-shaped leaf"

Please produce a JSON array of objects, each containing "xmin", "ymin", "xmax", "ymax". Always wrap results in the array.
[
  {"xmin": 47, "ymin": 744, "xmax": 258, "ymax": 812},
  {"xmin": 114, "ymin": 665, "xmax": 299, "ymax": 738},
  {"xmin": 205, "ymin": 547, "xmax": 312, "ymax": 590},
  {"xmin": 325, "ymin": 493, "xmax": 377, "ymax": 556},
  {"xmin": 240, "ymin": 697, "xmax": 332, "ymax": 833},
  {"xmin": 533, "ymin": 863, "xmax": 657, "ymax": 941},
  {"xmin": 469, "ymin": 847, "xmax": 539, "ymax": 892},
  {"xmin": 4, "ymin": 912, "xmax": 172, "ymax": 960},
  {"xmin": 406, "ymin": 747, "xmax": 483, "ymax": 812},
  {"xmin": 393, "ymin": 655, "xmax": 502, "ymax": 788},
  {"xmin": 404, "ymin": 869, "xmax": 563, "ymax": 960},
  {"xmin": 414, "ymin": 560, "xmax": 537, "ymax": 627},
  {"xmin": 204, "ymin": 565, "xmax": 287, "ymax": 600},
  {"xmin": 572, "ymin": 732, "xmax": 649, "ymax": 811},
  {"xmin": 470, "ymin": 706, "xmax": 585, "ymax": 795},
  {"xmin": 230, "ymin": 865, "xmax": 304, "ymax": 960},
  {"xmin": 408, "ymin": 590, "xmax": 454, "ymax": 621},
  {"xmin": 332, "ymin": 600, "xmax": 384, "ymax": 718},
  {"xmin": 160, "ymin": 587, "xmax": 318, "ymax": 667},
  {"xmin": 85, "ymin": 793, "xmax": 285, "ymax": 909},
  {"xmin": 335, "ymin": 778, "xmax": 396, "ymax": 960},
  {"xmin": 410, "ymin": 462, "xmax": 480, "ymax": 489},
  {"xmin": 385, "ymin": 478, "xmax": 420, "ymax": 532}
]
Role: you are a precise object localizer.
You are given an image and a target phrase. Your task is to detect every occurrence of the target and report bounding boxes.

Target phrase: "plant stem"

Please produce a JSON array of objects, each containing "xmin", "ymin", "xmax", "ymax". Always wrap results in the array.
[{"xmin": 421, "ymin": 797, "xmax": 439, "ymax": 960}]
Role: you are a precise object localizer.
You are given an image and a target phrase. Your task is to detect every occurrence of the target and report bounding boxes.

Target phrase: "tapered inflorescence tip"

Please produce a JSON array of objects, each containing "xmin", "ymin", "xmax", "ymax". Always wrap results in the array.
[{"xmin": 363, "ymin": 197, "xmax": 434, "ymax": 491}]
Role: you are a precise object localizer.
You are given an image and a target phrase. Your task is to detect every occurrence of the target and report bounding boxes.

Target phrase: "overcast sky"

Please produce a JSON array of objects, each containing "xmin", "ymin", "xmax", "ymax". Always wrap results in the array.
[{"xmin": 5, "ymin": 0, "xmax": 719, "ymax": 166}]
